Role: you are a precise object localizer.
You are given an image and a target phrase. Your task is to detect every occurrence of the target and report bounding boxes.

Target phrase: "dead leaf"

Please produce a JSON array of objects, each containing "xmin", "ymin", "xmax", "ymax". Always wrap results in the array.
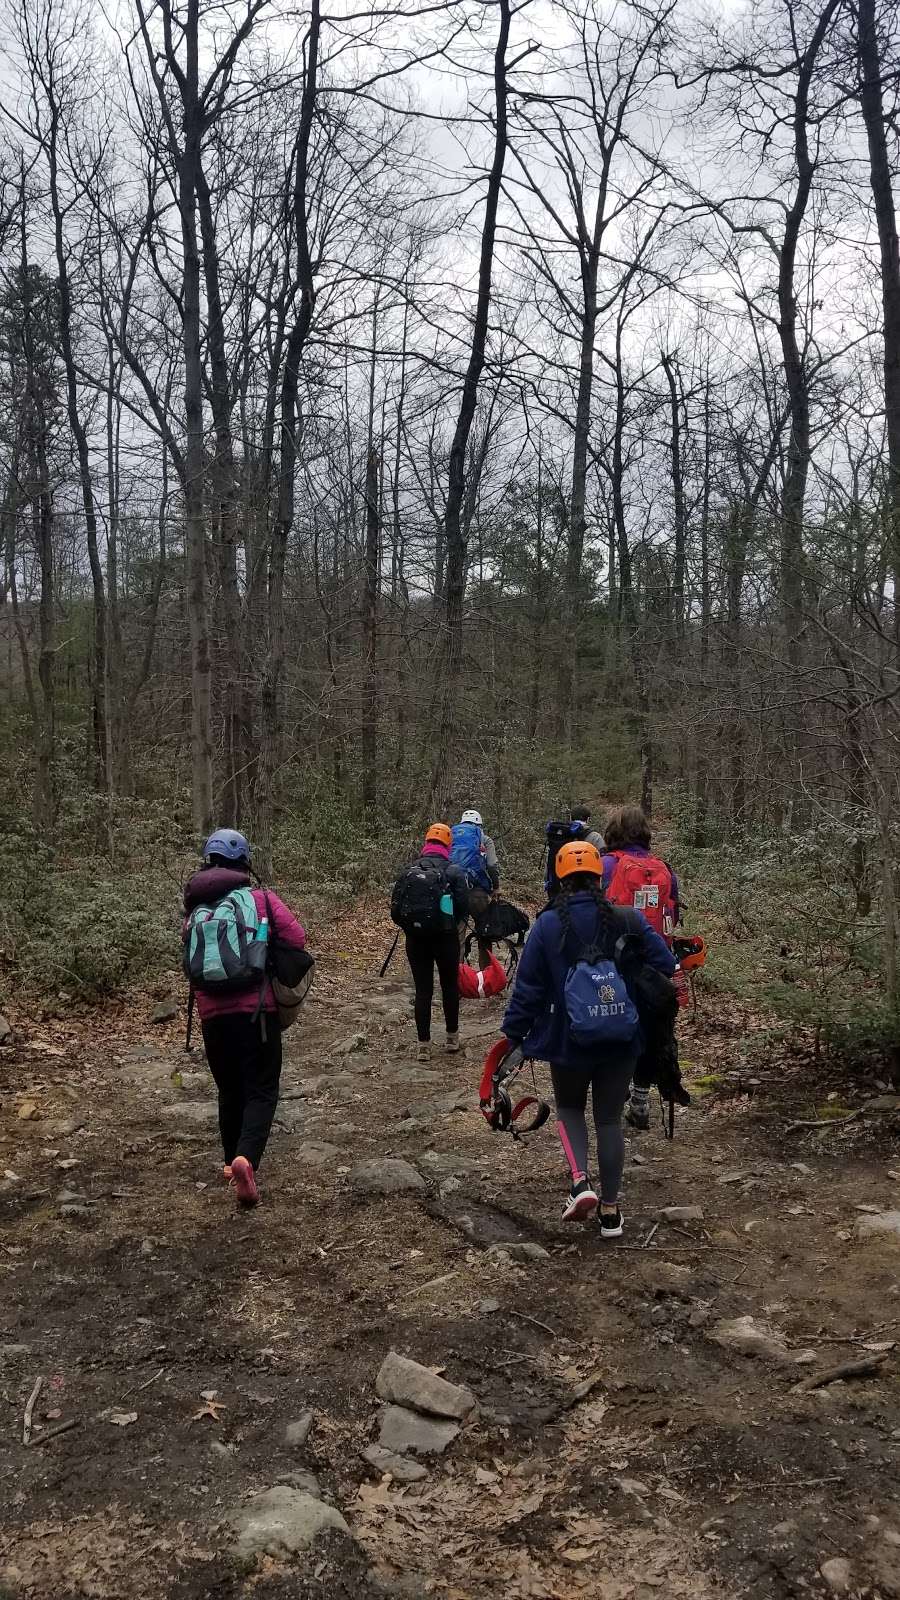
[
  {"xmin": 192, "ymin": 1399, "xmax": 226, "ymax": 1422},
  {"xmin": 100, "ymin": 1410, "xmax": 138, "ymax": 1426},
  {"xmin": 562, "ymin": 1546, "xmax": 598, "ymax": 1564}
]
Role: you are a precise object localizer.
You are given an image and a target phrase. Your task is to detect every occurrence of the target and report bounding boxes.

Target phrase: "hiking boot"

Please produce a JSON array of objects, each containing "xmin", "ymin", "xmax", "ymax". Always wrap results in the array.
[
  {"xmin": 230, "ymin": 1155, "xmax": 259, "ymax": 1208},
  {"xmin": 599, "ymin": 1207, "xmax": 624, "ymax": 1239},
  {"xmin": 417, "ymin": 1041, "xmax": 432, "ymax": 1063},
  {"xmin": 445, "ymin": 1032, "xmax": 461, "ymax": 1054},
  {"xmin": 625, "ymin": 1091, "xmax": 651, "ymax": 1131},
  {"xmin": 562, "ymin": 1178, "xmax": 599, "ymax": 1222}
]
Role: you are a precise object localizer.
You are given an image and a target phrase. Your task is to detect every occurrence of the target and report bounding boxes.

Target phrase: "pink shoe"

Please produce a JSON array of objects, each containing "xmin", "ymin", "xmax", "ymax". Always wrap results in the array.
[{"xmin": 230, "ymin": 1156, "xmax": 259, "ymax": 1207}]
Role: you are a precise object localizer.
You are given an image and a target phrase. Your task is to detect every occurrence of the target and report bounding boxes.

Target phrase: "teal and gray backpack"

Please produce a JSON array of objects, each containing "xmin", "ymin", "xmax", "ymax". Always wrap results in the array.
[{"xmin": 183, "ymin": 888, "xmax": 269, "ymax": 993}]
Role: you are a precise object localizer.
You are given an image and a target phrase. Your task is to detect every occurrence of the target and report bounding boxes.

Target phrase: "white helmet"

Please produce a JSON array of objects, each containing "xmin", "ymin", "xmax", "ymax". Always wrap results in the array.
[{"xmin": 461, "ymin": 809, "xmax": 483, "ymax": 826}]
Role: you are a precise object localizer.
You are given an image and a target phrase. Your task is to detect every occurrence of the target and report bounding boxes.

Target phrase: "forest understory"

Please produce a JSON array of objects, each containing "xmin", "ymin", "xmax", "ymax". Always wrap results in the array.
[{"xmin": 1, "ymin": 899, "xmax": 899, "ymax": 1600}]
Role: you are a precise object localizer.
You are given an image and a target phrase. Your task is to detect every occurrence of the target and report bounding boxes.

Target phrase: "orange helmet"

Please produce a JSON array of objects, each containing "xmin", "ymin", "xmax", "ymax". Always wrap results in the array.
[
  {"xmin": 556, "ymin": 839, "xmax": 603, "ymax": 880},
  {"xmin": 425, "ymin": 822, "xmax": 452, "ymax": 849}
]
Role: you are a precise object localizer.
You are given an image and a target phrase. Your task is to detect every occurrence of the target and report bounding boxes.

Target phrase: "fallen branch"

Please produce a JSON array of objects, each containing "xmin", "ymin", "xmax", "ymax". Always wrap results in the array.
[
  {"xmin": 795, "ymin": 1354, "xmax": 887, "ymax": 1392},
  {"xmin": 784, "ymin": 1112, "xmax": 861, "ymax": 1134},
  {"xmin": 505, "ymin": 1307, "xmax": 557, "ymax": 1338},
  {"xmin": 120, "ymin": 1365, "xmax": 165, "ymax": 1401},
  {"xmin": 22, "ymin": 1376, "xmax": 43, "ymax": 1446},
  {"xmin": 25, "ymin": 1418, "xmax": 78, "ymax": 1448},
  {"xmin": 642, "ymin": 1223, "xmax": 660, "ymax": 1250}
]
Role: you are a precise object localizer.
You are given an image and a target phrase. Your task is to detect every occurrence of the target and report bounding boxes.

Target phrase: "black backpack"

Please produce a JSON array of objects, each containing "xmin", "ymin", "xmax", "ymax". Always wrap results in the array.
[
  {"xmin": 475, "ymin": 898, "xmax": 530, "ymax": 945},
  {"xmin": 391, "ymin": 857, "xmax": 452, "ymax": 934},
  {"xmin": 544, "ymin": 819, "xmax": 588, "ymax": 896}
]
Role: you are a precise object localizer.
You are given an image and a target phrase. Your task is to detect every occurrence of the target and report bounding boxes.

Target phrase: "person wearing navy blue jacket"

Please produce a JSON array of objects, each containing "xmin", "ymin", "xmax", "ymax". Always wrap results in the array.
[{"xmin": 501, "ymin": 840, "xmax": 674, "ymax": 1236}]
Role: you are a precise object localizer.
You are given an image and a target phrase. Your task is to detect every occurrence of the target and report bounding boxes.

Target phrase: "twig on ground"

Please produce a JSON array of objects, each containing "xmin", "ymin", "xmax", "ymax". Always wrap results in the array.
[
  {"xmin": 784, "ymin": 1112, "xmax": 861, "ymax": 1134},
  {"xmin": 739, "ymin": 1474, "xmax": 845, "ymax": 1492},
  {"xmin": 22, "ymin": 1376, "xmax": 43, "ymax": 1445},
  {"xmin": 25, "ymin": 1417, "xmax": 78, "ymax": 1447},
  {"xmin": 401, "ymin": 1271, "xmax": 457, "ymax": 1299},
  {"xmin": 505, "ymin": 1308, "xmax": 557, "ymax": 1338},
  {"xmin": 794, "ymin": 1354, "xmax": 887, "ymax": 1392},
  {"xmin": 642, "ymin": 1223, "xmax": 660, "ymax": 1250},
  {"xmin": 120, "ymin": 1365, "xmax": 165, "ymax": 1401}
]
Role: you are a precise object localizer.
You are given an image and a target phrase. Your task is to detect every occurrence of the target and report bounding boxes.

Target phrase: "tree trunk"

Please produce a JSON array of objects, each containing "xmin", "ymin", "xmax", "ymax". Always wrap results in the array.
[
  {"xmin": 858, "ymin": 0, "xmax": 900, "ymax": 648},
  {"xmin": 435, "ymin": 0, "xmax": 510, "ymax": 794}
]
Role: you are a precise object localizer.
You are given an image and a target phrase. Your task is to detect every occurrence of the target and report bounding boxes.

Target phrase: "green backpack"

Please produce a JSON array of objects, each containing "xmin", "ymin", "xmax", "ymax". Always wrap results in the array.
[{"xmin": 183, "ymin": 888, "xmax": 269, "ymax": 993}]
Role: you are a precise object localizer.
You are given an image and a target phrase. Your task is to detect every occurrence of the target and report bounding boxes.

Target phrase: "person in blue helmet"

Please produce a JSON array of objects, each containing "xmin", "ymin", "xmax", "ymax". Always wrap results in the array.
[{"xmin": 182, "ymin": 829, "xmax": 306, "ymax": 1207}]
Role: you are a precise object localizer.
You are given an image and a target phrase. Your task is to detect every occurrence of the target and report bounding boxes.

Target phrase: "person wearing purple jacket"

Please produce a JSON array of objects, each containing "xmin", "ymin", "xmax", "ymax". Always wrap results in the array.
[{"xmin": 183, "ymin": 829, "xmax": 306, "ymax": 1206}]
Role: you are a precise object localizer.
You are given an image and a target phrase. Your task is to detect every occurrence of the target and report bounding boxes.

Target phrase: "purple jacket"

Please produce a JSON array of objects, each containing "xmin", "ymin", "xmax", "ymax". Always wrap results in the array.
[{"xmin": 183, "ymin": 868, "xmax": 306, "ymax": 1020}]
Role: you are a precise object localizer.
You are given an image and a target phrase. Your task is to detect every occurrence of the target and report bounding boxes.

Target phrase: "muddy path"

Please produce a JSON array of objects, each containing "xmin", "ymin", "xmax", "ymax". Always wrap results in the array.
[{"xmin": 1, "ymin": 906, "xmax": 900, "ymax": 1600}]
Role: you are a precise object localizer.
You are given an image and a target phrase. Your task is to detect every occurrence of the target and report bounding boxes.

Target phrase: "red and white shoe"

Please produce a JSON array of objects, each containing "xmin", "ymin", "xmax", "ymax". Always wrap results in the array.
[
  {"xmin": 230, "ymin": 1156, "xmax": 259, "ymax": 1207},
  {"xmin": 223, "ymin": 1164, "xmax": 233, "ymax": 1182},
  {"xmin": 562, "ymin": 1178, "xmax": 599, "ymax": 1221}
]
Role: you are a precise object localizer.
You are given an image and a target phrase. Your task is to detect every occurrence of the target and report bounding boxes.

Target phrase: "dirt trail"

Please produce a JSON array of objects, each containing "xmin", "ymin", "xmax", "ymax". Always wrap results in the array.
[{"xmin": 2, "ymin": 909, "xmax": 900, "ymax": 1600}]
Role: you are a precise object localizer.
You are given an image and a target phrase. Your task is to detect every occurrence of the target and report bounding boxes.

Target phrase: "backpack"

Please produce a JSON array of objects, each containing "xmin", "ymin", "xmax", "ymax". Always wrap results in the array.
[
  {"xmin": 450, "ymin": 822, "xmax": 491, "ymax": 891},
  {"xmin": 392, "ymin": 857, "xmax": 454, "ymax": 934},
  {"xmin": 183, "ymin": 887, "xmax": 269, "ymax": 993},
  {"xmin": 562, "ymin": 912, "xmax": 639, "ymax": 1049},
  {"xmin": 605, "ymin": 851, "xmax": 676, "ymax": 940},
  {"xmin": 474, "ymin": 898, "xmax": 530, "ymax": 945},
  {"xmin": 544, "ymin": 819, "xmax": 587, "ymax": 896}
]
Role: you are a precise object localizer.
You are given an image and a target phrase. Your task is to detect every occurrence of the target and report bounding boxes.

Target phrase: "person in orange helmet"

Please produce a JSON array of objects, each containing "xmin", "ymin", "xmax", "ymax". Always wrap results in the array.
[
  {"xmin": 500, "ymin": 839, "xmax": 674, "ymax": 1235},
  {"xmin": 391, "ymin": 824, "xmax": 470, "ymax": 1062}
]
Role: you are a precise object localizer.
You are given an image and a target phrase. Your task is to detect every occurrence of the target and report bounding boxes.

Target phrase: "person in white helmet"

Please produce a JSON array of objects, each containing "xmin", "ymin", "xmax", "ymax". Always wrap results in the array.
[{"xmin": 451, "ymin": 808, "xmax": 500, "ymax": 958}]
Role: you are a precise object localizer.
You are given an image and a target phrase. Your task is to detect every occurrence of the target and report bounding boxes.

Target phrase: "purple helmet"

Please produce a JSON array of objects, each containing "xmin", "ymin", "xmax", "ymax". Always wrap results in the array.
[{"xmin": 203, "ymin": 828, "xmax": 250, "ymax": 864}]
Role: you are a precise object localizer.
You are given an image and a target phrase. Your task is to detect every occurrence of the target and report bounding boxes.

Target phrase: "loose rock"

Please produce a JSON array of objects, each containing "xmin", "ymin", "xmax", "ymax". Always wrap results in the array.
[
  {"xmin": 362, "ymin": 1444, "xmax": 428, "ymax": 1483},
  {"xmin": 819, "ymin": 1557, "xmax": 854, "ymax": 1595},
  {"xmin": 710, "ymin": 1315, "xmax": 790, "ymax": 1363},
  {"xmin": 59, "ymin": 1203, "xmax": 94, "ymax": 1221},
  {"xmin": 378, "ymin": 1404, "xmax": 460, "ymax": 1456},
  {"xmin": 350, "ymin": 1159, "xmax": 426, "ymax": 1197},
  {"xmin": 151, "ymin": 1001, "xmax": 179, "ymax": 1024},
  {"xmin": 487, "ymin": 1242, "xmax": 549, "ymax": 1263},
  {"xmin": 376, "ymin": 1352, "xmax": 476, "ymax": 1420},
  {"xmin": 855, "ymin": 1210, "xmax": 900, "ymax": 1242},
  {"xmin": 661, "ymin": 1205, "xmax": 704, "ymax": 1222},
  {"xmin": 333, "ymin": 1033, "xmax": 368, "ymax": 1057},
  {"xmin": 294, "ymin": 1141, "xmax": 341, "ymax": 1167},
  {"xmin": 225, "ymin": 1486, "xmax": 350, "ymax": 1557},
  {"xmin": 284, "ymin": 1413, "xmax": 313, "ymax": 1449},
  {"xmin": 0, "ymin": 1015, "xmax": 12, "ymax": 1044},
  {"xmin": 17, "ymin": 1101, "xmax": 40, "ymax": 1121}
]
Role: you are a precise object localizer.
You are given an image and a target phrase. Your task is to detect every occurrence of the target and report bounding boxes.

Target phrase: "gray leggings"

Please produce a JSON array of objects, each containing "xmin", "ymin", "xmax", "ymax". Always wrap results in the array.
[{"xmin": 550, "ymin": 1060, "xmax": 634, "ymax": 1204}]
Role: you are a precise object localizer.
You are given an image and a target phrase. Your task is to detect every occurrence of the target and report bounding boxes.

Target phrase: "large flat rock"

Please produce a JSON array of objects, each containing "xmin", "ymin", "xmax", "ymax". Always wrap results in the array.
[
  {"xmin": 350, "ymin": 1159, "xmax": 426, "ymax": 1197},
  {"xmin": 378, "ymin": 1404, "xmax": 460, "ymax": 1456},
  {"xmin": 225, "ymin": 1486, "xmax": 350, "ymax": 1557}
]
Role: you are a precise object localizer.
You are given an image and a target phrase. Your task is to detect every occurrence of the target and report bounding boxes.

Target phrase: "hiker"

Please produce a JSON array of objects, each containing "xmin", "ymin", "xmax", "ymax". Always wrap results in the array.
[
  {"xmin": 183, "ymin": 829, "xmax": 306, "ymax": 1207},
  {"xmin": 570, "ymin": 806, "xmax": 605, "ymax": 852},
  {"xmin": 601, "ymin": 805, "xmax": 688, "ymax": 1131},
  {"xmin": 391, "ymin": 824, "xmax": 470, "ymax": 1062},
  {"xmin": 545, "ymin": 809, "xmax": 601, "ymax": 898},
  {"xmin": 451, "ymin": 808, "xmax": 500, "ymax": 958},
  {"xmin": 501, "ymin": 839, "xmax": 675, "ymax": 1234}
]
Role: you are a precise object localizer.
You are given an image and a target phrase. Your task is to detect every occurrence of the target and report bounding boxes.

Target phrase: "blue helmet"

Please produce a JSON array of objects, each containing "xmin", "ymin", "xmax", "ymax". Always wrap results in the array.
[{"xmin": 203, "ymin": 828, "xmax": 250, "ymax": 864}]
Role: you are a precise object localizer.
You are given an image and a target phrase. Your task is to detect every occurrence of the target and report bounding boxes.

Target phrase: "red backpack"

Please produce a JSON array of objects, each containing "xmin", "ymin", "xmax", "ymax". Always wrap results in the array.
[{"xmin": 605, "ymin": 851, "xmax": 676, "ymax": 941}]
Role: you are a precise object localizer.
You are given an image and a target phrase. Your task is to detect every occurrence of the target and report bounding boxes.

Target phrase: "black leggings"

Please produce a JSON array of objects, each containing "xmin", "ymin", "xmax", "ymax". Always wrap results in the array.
[
  {"xmin": 405, "ymin": 931, "xmax": 460, "ymax": 1041},
  {"xmin": 202, "ymin": 1013, "xmax": 282, "ymax": 1169}
]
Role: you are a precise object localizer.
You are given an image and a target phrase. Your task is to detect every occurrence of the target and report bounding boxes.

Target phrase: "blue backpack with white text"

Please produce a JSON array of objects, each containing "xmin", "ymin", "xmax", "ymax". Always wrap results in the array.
[{"xmin": 563, "ymin": 920, "xmax": 639, "ymax": 1049}]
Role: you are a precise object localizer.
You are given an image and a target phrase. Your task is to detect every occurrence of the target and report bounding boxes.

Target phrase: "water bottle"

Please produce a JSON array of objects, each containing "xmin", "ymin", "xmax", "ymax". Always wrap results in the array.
[{"xmin": 439, "ymin": 891, "xmax": 454, "ymax": 919}]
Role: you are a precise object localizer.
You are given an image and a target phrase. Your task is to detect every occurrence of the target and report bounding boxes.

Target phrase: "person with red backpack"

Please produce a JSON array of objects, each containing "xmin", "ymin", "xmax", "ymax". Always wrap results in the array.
[
  {"xmin": 391, "ymin": 824, "xmax": 470, "ymax": 1062},
  {"xmin": 601, "ymin": 805, "xmax": 689, "ymax": 1130},
  {"xmin": 182, "ymin": 829, "xmax": 307, "ymax": 1207}
]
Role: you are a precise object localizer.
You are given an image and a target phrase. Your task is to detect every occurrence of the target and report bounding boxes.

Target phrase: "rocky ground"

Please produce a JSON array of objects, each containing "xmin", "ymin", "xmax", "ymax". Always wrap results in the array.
[{"xmin": 1, "ymin": 902, "xmax": 900, "ymax": 1600}]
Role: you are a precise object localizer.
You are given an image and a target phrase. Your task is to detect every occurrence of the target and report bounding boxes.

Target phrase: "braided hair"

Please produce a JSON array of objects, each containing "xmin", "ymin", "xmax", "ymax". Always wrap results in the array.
[{"xmin": 553, "ymin": 872, "xmax": 616, "ymax": 957}]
